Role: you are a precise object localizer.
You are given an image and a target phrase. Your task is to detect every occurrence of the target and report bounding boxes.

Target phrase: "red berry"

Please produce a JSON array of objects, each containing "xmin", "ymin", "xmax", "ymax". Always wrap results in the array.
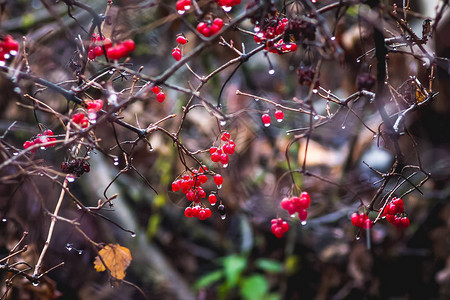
[
  {"xmin": 261, "ymin": 114, "xmax": 271, "ymax": 127},
  {"xmin": 213, "ymin": 18, "xmax": 224, "ymax": 28},
  {"xmin": 209, "ymin": 194, "xmax": 217, "ymax": 205},
  {"xmin": 103, "ymin": 38, "xmax": 112, "ymax": 49},
  {"xmin": 156, "ymin": 92, "xmax": 166, "ymax": 103},
  {"xmin": 198, "ymin": 209, "xmax": 207, "ymax": 220},
  {"xmin": 221, "ymin": 132, "xmax": 231, "ymax": 141},
  {"xmin": 191, "ymin": 206, "xmax": 200, "ymax": 218},
  {"xmin": 123, "ymin": 39, "xmax": 135, "ymax": 53},
  {"xmin": 43, "ymin": 130, "xmax": 54, "ymax": 136},
  {"xmin": 280, "ymin": 221, "xmax": 289, "ymax": 232},
  {"xmin": 275, "ymin": 109, "xmax": 284, "ymax": 122},
  {"xmin": 172, "ymin": 180, "xmax": 181, "ymax": 192},
  {"xmin": 280, "ymin": 197, "xmax": 291, "ymax": 210},
  {"xmin": 351, "ymin": 213, "xmax": 361, "ymax": 227},
  {"xmin": 399, "ymin": 217, "xmax": 410, "ymax": 228},
  {"xmin": 151, "ymin": 86, "xmax": 160, "ymax": 94},
  {"xmin": 298, "ymin": 209, "xmax": 308, "ymax": 222},
  {"xmin": 209, "ymin": 146, "xmax": 218, "ymax": 154},
  {"xmin": 23, "ymin": 140, "xmax": 34, "ymax": 149},
  {"xmin": 386, "ymin": 214, "xmax": 396, "ymax": 224},
  {"xmin": 186, "ymin": 190, "xmax": 195, "ymax": 201},
  {"xmin": 106, "ymin": 47, "xmax": 121, "ymax": 60},
  {"xmin": 214, "ymin": 174, "xmax": 223, "ymax": 185},
  {"xmin": 93, "ymin": 46, "xmax": 103, "ymax": 57},
  {"xmin": 72, "ymin": 113, "xmax": 85, "ymax": 124},
  {"xmin": 198, "ymin": 174, "xmax": 208, "ymax": 184},
  {"xmin": 172, "ymin": 48, "xmax": 182, "ymax": 61},
  {"xmin": 88, "ymin": 50, "xmax": 96, "ymax": 60},
  {"xmin": 219, "ymin": 153, "xmax": 229, "ymax": 165},
  {"xmin": 364, "ymin": 218, "xmax": 373, "ymax": 229},
  {"xmin": 176, "ymin": 35, "xmax": 188, "ymax": 44},
  {"xmin": 184, "ymin": 207, "xmax": 193, "ymax": 217},
  {"xmin": 211, "ymin": 151, "xmax": 220, "ymax": 162}
]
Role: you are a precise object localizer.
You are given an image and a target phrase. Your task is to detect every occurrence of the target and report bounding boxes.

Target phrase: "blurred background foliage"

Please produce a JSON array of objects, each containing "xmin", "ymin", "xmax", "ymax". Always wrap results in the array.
[{"xmin": 1, "ymin": 0, "xmax": 450, "ymax": 299}]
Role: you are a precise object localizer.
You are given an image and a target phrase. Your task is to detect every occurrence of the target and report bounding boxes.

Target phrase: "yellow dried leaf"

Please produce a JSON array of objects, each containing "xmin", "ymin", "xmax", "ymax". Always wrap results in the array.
[{"xmin": 93, "ymin": 244, "xmax": 132, "ymax": 280}]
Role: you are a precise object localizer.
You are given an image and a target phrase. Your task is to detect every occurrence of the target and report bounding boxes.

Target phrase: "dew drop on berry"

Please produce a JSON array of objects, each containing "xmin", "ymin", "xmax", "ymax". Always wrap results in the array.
[
  {"xmin": 264, "ymin": 123, "xmax": 270, "ymax": 127},
  {"xmin": 220, "ymin": 120, "xmax": 227, "ymax": 126},
  {"xmin": 254, "ymin": 98, "xmax": 259, "ymax": 101},
  {"xmin": 217, "ymin": 184, "xmax": 222, "ymax": 189},
  {"xmin": 4, "ymin": 53, "xmax": 10, "ymax": 60},
  {"xmin": 268, "ymin": 69, "xmax": 275, "ymax": 75},
  {"xmin": 222, "ymin": 163, "xmax": 228, "ymax": 168},
  {"xmin": 341, "ymin": 125, "xmax": 346, "ymax": 129},
  {"xmin": 32, "ymin": 282, "xmax": 39, "ymax": 287},
  {"xmin": 355, "ymin": 236, "xmax": 360, "ymax": 240},
  {"xmin": 10, "ymin": 50, "xmax": 18, "ymax": 56},
  {"xmin": 221, "ymin": 214, "xmax": 226, "ymax": 220},
  {"xmin": 290, "ymin": 214, "xmax": 295, "ymax": 218},
  {"xmin": 356, "ymin": 58, "xmax": 361, "ymax": 63},
  {"xmin": 312, "ymin": 89, "xmax": 318, "ymax": 94},
  {"xmin": 131, "ymin": 232, "xmax": 136, "ymax": 237},
  {"xmin": 78, "ymin": 250, "xmax": 83, "ymax": 255},
  {"xmin": 314, "ymin": 115, "xmax": 319, "ymax": 120},
  {"xmin": 66, "ymin": 175, "xmax": 76, "ymax": 182},
  {"xmin": 254, "ymin": 26, "xmax": 260, "ymax": 33},
  {"xmin": 184, "ymin": 5, "xmax": 191, "ymax": 10},
  {"xmin": 1, "ymin": 218, "xmax": 7, "ymax": 222},
  {"xmin": 177, "ymin": 10, "xmax": 185, "ymax": 15},
  {"xmin": 330, "ymin": 36, "xmax": 336, "ymax": 41},
  {"xmin": 301, "ymin": 220, "xmax": 307, "ymax": 226},
  {"xmin": 113, "ymin": 157, "xmax": 119, "ymax": 166},
  {"xmin": 65, "ymin": 243, "xmax": 73, "ymax": 251},
  {"xmin": 13, "ymin": 152, "xmax": 18, "ymax": 156},
  {"xmin": 222, "ymin": 6, "xmax": 232, "ymax": 12}
]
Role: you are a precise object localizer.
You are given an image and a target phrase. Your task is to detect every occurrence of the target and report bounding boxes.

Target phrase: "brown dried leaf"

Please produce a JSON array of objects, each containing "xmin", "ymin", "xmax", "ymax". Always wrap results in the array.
[{"xmin": 93, "ymin": 244, "xmax": 132, "ymax": 280}]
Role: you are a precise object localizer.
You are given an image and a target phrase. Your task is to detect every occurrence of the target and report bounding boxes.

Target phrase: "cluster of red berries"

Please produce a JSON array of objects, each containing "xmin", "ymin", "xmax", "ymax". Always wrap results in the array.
[
  {"xmin": 0, "ymin": 35, "xmax": 19, "ymax": 65},
  {"xmin": 172, "ymin": 167, "xmax": 211, "ymax": 202},
  {"xmin": 23, "ymin": 130, "xmax": 56, "ymax": 153},
  {"xmin": 270, "ymin": 218, "xmax": 289, "ymax": 238},
  {"xmin": 253, "ymin": 17, "xmax": 298, "ymax": 55},
  {"xmin": 351, "ymin": 212, "xmax": 373, "ymax": 229},
  {"xmin": 87, "ymin": 34, "xmax": 112, "ymax": 60},
  {"xmin": 172, "ymin": 34, "xmax": 188, "ymax": 61},
  {"xmin": 72, "ymin": 112, "xmax": 89, "ymax": 128},
  {"xmin": 106, "ymin": 39, "xmax": 135, "ymax": 60},
  {"xmin": 184, "ymin": 206, "xmax": 212, "ymax": 220},
  {"xmin": 150, "ymin": 85, "xmax": 165, "ymax": 103},
  {"xmin": 176, "ymin": 0, "xmax": 191, "ymax": 14},
  {"xmin": 61, "ymin": 159, "xmax": 90, "ymax": 177},
  {"xmin": 209, "ymin": 132, "xmax": 235, "ymax": 168},
  {"xmin": 280, "ymin": 192, "xmax": 311, "ymax": 223},
  {"xmin": 261, "ymin": 109, "xmax": 284, "ymax": 127},
  {"xmin": 380, "ymin": 197, "xmax": 410, "ymax": 228},
  {"xmin": 215, "ymin": 0, "xmax": 241, "ymax": 11},
  {"xmin": 197, "ymin": 18, "xmax": 224, "ymax": 38}
]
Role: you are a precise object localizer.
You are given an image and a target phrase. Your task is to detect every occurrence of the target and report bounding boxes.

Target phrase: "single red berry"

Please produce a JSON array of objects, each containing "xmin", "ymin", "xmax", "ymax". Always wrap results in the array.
[
  {"xmin": 172, "ymin": 180, "xmax": 181, "ymax": 192},
  {"xmin": 43, "ymin": 130, "xmax": 54, "ymax": 136},
  {"xmin": 23, "ymin": 140, "xmax": 34, "ymax": 149},
  {"xmin": 387, "ymin": 203, "xmax": 399, "ymax": 215},
  {"xmin": 198, "ymin": 209, "xmax": 207, "ymax": 220},
  {"xmin": 209, "ymin": 146, "xmax": 218, "ymax": 154},
  {"xmin": 273, "ymin": 226, "xmax": 284, "ymax": 238},
  {"xmin": 88, "ymin": 50, "xmax": 96, "ymax": 60},
  {"xmin": 298, "ymin": 209, "xmax": 308, "ymax": 222},
  {"xmin": 386, "ymin": 214, "xmax": 396, "ymax": 224},
  {"xmin": 213, "ymin": 18, "xmax": 224, "ymax": 28},
  {"xmin": 399, "ymin": 217, "xmax": 410, "ymax": 228},
  {"xmin": 364, "ymin": 218, "xmax": 373, "ymax": 229},
  {"xmin": 156, "ymin": 92, "xmax": 166, "ymax": 103},
  {"xmin": 172, "ymin": 48, "xmax": 182, "ymax": 61},
  {"xmin": 184, "ymin": 207, "xmax": 193, "ymax": 217},
  {"xmin": 221, "ymin": 132, "xmax": 231, "ymax": 141},
  {"xmin": 219, "ymin": 153, "xmax": 229, "ymax": 165},
  {"xmin": 198, "ymin": 174, "xmax": 208, "ymax": 184},
  {"xmin": 209, "ymin": 194, "xmax": 217, "ymax": 206},
  {"xmin": 280, "ymin": 197, "xmax": 291, "ymax": 210},
  {"xmin": 176, "ymin": 35, "xmax": 188, "ymax": 44},
  {"xmin": 106, "ymin": 47, "xmax": 121, "ymax": 60},
  {"xmin": 274, "ymin": 109, "xmax": 284, "ymax": 122},
  {"xmin": 280, "ymin": 220, "xmax": 289, "ymax": 232},
  {"xmin": 191, "ymin": 206, "xmax": 200, "ymax": 218},
  {"xmin": 214, "ymin": 174, "xmax": 223, "ymax": 185},
  {"xmin": 151, "ymin": 86, "xmax": 160, "ymax": 94},
  {"xmin": 351, "ymin": 213, "xmax": 361, "ymax": 227},
  {"xmin": 261, "ymin": 114, "xmax": 271, "ymax": 127},
  {"xmin": 72, "ymin": 113, "xmax": 85, "ymax": 124},
  {"xmin": 211, "ymin": 151, "xmax": 220, "ymax": 162},
  {"xmin": 123, "ymin": 39, "xmax": 135, "ymax": 53}
]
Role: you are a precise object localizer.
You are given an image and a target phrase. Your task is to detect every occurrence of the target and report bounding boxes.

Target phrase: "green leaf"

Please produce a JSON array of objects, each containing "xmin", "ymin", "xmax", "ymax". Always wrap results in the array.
[
  {"xmin": 256, "ymin": 259, "xmax": 283, "ymax": 273},
  {"xmin": 194, "ymin": 270, "xmax": 224, "ymax": 289},
  {"xmin": 240, "ymin": 274, "xmax": 268, "ymax": 300},
  {"xmin": 223, "ymin": 255, "xmax": 246, "ymax": 288}
]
